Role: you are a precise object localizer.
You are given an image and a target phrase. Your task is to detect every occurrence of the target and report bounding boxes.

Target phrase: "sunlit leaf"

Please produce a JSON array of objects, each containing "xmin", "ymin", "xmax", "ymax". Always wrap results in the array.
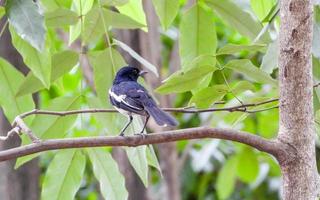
[
  {"xmin": 189, "ymin": 85, "xmax": 228, "ymax": 108},
  {"xmin": 125, "ymin": 117, "xmax": 149, "ymax": 186},
  {"xmin": 0, "ymin": 6, "xmax": 5, "ymax": 19},
  {"xmin": 236, "ymin": 147, "xmax": 259, "ymax": 183},
  {"xmin": 217, "ymin": 44, "xmax": 266, "ymax": 55},
  {"xmin": 180, "ymin": 4, "xmax": 217, "ymax": 67},
  {"xmin": 126, "ymin": 146, "xmax": 148, "ymax": 186},
  {"xmin": 113, "ymin": 39, "xmax": 159, "ymax": 77},
  {"xmin": 116, "ymin": 0, "xmax": 147, "ymax": 31},
  {"xmin": 224, "ymin": 59, "xmax": 277, "ymax": 85},
  {"xmin": 151, "ymin": 0, "xmax": 179, "ymax": 30},
  {"xmin": 41, "ymin": 150, "xmax": 86, "ymax": 200},
  {"xmin": 313, "ymin": 7, "xmax": 320, "ymax": 58},
  {"xmin": 51, "ymin": 50, "xmax": 79, "ymax": 81},
  {"xmin": 216, "ymin": 156, "xmax": 237, "ymax": 199},
  {"xmin": 45, "ymin": 8, "xmax": 78, "ymax": 27},
  {"xmin": 205, "ymin": 0, "xmax": 270, "ymax": 42},
  {"xmin": 87, "ymin": 148, "xmax": 128, "ymax": 200},
  {"xmin": 156, "ymin": 65, "xmax": 216, "ymax": 94},
  {"xmin": 15, "ymin": 73, "xmax": 43, "ymax": 97},
  {"xmin": 231, "ymin": 80, "xmax": 256, "ymax": 95},
  {"xmin": 261, "ymin": 39, "xmax": 279, "ymax": 74},
  {"xmin": 102, "ymin": 0, "xmax": 128, "ymax": 6},
  {"xmin": 10, "ymin": 26, "xmax": 51, "ymax": 88},
  {"xmin": 87, "ymin": 48, "xmax": 126, "ymax": 102},
  {"xmin": 250, "ymin": 0, "xmax": 276, "ymax": 21},
  {"xmin": 180, "ymin": 4, "xmax": 217, "ymax": 90},
  {"xmin": 16, "ymin": 50, "xmax": 79, "ymax": 96},
  {"xmin": 72, "ymin": 0, "xmax": 94, "ymax": 15},
  {"xmin": 69, "ymin": 21, "xmax": 81, "ymax": 45},
  {"xmin": 83, "ymin": 8, "xmax": 145, "ymax": 43},
  {"xmin": 146, "ymin": 145, "xmax": 161, "ymax": 172},
  {"xmin": 0, "ymin": 58, "xmax": 35, "ymax": 122},
  {"xmin": 68, "ymin": 0, "xmax": 94, "ymax": 44},
  {"xmin": 6, "ymin": 0, "xmax": 46, "ymax": 50}
]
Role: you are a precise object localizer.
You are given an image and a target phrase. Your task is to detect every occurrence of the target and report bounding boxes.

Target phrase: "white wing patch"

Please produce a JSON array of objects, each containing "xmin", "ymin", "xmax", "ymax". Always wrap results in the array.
[
  {"xmin": 109, "ymin": 89, "xmax": 143, "ymax": 111},
  {"xmin": 109, "ymin": 89, "xmax": 126, "ymax": 102}
]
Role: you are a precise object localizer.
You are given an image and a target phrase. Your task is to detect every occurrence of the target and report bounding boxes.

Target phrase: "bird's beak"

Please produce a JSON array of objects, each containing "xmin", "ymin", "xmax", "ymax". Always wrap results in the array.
[{"xmin": 139, "ymin": 70, "xmax": 148, "ymax": 76}]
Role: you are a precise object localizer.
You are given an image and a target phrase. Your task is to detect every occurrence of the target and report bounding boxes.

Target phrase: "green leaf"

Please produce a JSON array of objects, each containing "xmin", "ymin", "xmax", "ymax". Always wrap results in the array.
[
  {"xmin": 15, "ymin": 96, "xmax": 81, "ymax": 168},
  {"xmin": 236, "ymin": 147, "xmax": 259, "ymax": 183},
  {"xmin": 72, "ymin": 0, "xmax": 94, "ymax": 15},
  {"xmin": 146, "ymin": 145, "xmax": 161, "ymax": 172},
  {"xmin": 313, "ymin": 22, "xmax": 320, "ymax": 59},
  {"xmin": 224, "ymin": 59, "xmax": 277, "ymax": 85},
  {"xmin": 88, "ymin": 48, "xmax": 126, "ymax": 102},
  {"xmin": 261, "ymin": 3, "xmax": 279, "ymax": 23},
  {"xmin": 125, "ymin": 117, "xmax": 149, "ymax": 186},
  {"xmin": 41, "ymin": 150, "xmax": 86, "ymax": 200},
  {"xmin": 205, "ymin": 0, "xmax": 270, "ymax": 42},
  {"xmin": 0, "ymin": 58, "xmax": 35, "ymax": 122},
  {"xmin": 10, "ymin": 26, "xmax": 51, "ymax": 88},
  {"xmin": 156, "ymin": 65, "xmax": 216, "ymax": 94},
  {"xmin": 180, "ymin": 4, "xmax": 217, "ymax": 90},
  {"xmin": 87, "ymin": 148, "xmax": 128, "ymax": 200},
  {"xmin": 126, "ymin": 146, "xmax": 148, "ymax": 186},
  {"xmin": 113, "ymin": 39, "xmax": 159, "ymax": 77},
  {"xmin": 6, "ymin": 0, "xmax": 46, "ymax": 50},
  {"xmin": 151, "ymin": 0, "xmax": 179, "ymax": 30},
  {"xmin": 0, "ymin": 6, "xmax": 5, "ymax": 19},
  {"xmin": 83, "ymin": 8, "xmax": 145, "ymax": 43},
  {"xmin": 15, "ymin": 72, "xmax": 43, "ymax": 97},
  {"xmin": 16, "ymin": 50, "xmax": 78, "ymax": 96},
  {"xmin": 250, "ymin": 0, "xmax": 277, "ymax": 21},
  {"xmin": 217, "ymin": 43, "xmax": 266, "ymax": 55},
  {"xmin": 45, "ymin": 8, "xmax": 78, "ymax": 27},
  {"xmin": 68, "ymin": 0, "xmax": 94, "ymax": 44},
  {"xmin": 231, "ymin": 80, "xmax": 256, "ymax": 95},
  {"xmin": 180, "ymin": 4, "xmax": 217, "ymax": 67},
  {"xmin": 216, "ymin": 156, "xmax": 237, "ymax": 199},
  {"xmin": 69, "ymin": 21, "xmax": 81, "ymax": 45},
  {"xmin": 102, "ymin": 0, "xmax": 128, "ymax": 6},
  {"xmin": 87, "ymin": 97, "xmax": 120, "ymax": 135},
  {"xmin": 116, "ymin": 0, "xmax": 147, "ymax": 31},
  {"xmin": 261, "ymin": 39, "xmax": 279, "ymax": 74},
  {"xmin": 189, "ymin": 85, "xmax": 228, "ymax": 108},
  {"xmin": 51, "ymin": 50, "xmax": 79, "ymax": 81}
]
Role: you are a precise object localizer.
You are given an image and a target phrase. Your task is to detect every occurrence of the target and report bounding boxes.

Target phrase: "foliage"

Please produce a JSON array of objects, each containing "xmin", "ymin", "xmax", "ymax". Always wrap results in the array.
[{"xmin": 0, "ymin": 0, "xmax": 318, "ymax": 199}]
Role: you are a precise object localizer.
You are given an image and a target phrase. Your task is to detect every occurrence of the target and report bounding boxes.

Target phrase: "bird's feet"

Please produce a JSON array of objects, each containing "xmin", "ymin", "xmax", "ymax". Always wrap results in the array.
[
  {"xmin": 119, "ymin": 132, "xmax": 125, "ymax": 137},
  {"xmin": 134, "ymin": 132, "xmax": 146, "ymax": 139}
]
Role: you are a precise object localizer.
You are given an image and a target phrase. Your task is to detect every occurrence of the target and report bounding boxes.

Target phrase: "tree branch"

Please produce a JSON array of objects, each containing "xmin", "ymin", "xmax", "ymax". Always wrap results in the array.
[
  {"xmin": 18, "ymin": 98, "xmax": 279, "ymax": 119},
  {"xmin": 0, "ymin": 127, "xmax": 280, "ymax": 162}
]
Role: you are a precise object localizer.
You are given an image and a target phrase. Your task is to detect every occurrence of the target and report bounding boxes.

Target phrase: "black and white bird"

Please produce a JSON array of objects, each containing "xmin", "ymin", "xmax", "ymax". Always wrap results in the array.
[{"xmin": 109, "ymin": 66, "xmax": 178, "ymax": 136}]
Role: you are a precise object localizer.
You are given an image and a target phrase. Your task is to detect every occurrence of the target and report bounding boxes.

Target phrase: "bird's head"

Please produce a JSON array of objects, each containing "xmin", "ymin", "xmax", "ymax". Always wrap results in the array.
[{"xmin": 113, "ymin": 66, "xmax": 147, "ymax": 84}]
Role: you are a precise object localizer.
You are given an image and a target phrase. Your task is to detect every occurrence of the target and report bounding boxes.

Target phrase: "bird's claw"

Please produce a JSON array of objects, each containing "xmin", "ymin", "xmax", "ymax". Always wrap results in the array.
[{"xmin": 119, "ymin": 132, "xmax": 125, "ymax": 137}]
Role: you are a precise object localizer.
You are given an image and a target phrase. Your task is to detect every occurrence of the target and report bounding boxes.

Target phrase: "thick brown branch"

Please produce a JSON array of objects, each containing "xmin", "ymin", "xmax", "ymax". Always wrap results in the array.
[{"xmin": 0, "ymin": 127, "xmax": 280, "ymax": 162}]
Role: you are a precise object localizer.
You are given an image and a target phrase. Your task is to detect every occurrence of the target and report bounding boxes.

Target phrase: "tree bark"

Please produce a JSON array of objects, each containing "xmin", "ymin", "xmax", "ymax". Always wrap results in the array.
[
  {"xmin": 0, "ymin": 19, "xmax": 40, "ymax": 200},
  {"xmin": 278, "ymin": 0, "xmax": 320, "ymax": 199},
  {"xmin": 139, "ymin": 1, "xmax": 181, "ymax": 199}
]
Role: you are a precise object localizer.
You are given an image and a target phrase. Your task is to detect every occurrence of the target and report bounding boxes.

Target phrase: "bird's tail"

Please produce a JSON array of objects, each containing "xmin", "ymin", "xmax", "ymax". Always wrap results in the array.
[{"xmin": 144, "ymin": 105, "xmax": 178, "ymax": 127}]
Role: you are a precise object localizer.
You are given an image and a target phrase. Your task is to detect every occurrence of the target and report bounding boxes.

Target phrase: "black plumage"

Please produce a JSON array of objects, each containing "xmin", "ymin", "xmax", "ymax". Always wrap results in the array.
[{"xmin": 109, "ymin": 66, "xmax": 178, "ymax": 136}]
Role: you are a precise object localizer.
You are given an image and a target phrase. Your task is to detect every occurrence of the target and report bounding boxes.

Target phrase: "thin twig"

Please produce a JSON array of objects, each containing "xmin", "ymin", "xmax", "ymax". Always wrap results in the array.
[{"xmin": 17, "ymin": 98, "xmax": 279, "ymax": 119}]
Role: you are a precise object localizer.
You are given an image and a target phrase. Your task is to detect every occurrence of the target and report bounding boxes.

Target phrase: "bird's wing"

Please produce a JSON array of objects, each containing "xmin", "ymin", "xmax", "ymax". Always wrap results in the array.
[{"xmin": 110, "ymin": 82, "xmax": 147, "ymax": 114}]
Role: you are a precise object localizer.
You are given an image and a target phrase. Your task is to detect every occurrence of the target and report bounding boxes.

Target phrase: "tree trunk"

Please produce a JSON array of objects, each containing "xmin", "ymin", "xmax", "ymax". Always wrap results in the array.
[
  {"xmin": 278, "ymin": 0, "xmax": 320, "ymax": 199},
  {"xmin": 139, "ymin": 1, "xmax": 181, "ymax": 200},
  {"xmin": 0, "ymin": 19, "xmax": 40, "ymax": 200}
]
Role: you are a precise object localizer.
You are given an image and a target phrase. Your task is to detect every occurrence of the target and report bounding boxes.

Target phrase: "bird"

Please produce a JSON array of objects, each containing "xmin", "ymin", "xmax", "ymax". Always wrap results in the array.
[{"xmin": 109, "ymin": 66, "xmax": 178, "ymax": 136}]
